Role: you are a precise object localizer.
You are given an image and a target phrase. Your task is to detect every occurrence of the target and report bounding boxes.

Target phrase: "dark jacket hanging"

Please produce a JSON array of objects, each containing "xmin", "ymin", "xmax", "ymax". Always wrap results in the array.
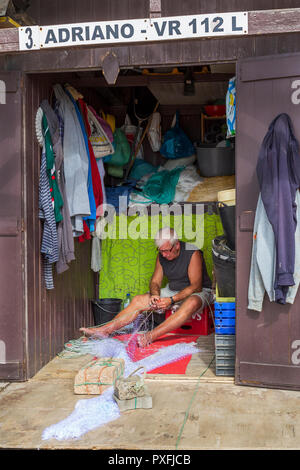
[{"xmin": 256, "ymin": 113, "xmax": 300, "ymax": 304}]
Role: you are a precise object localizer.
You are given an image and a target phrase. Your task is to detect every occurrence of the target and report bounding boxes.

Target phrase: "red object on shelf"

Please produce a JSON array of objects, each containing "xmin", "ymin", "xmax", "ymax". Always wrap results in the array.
[
  {"xmin": 165, "ymin": 304, "xmax": 215, "ymax": 335},
  {"xmin": 204, "ymin": 105, "xmax": 226, "ymax": 117}
]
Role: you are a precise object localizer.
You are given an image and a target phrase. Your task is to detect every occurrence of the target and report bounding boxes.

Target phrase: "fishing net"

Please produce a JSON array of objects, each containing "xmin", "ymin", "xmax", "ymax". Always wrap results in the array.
[{"xmin": 42, "ymin": 308, "xmax": 201, "ymax": 441}]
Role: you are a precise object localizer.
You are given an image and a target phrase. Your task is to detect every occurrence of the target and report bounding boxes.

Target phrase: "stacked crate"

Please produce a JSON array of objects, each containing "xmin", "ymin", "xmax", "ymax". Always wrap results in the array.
[{"xmin": 214, "ymin": 286, "xmax": 236, "ymax": 376}]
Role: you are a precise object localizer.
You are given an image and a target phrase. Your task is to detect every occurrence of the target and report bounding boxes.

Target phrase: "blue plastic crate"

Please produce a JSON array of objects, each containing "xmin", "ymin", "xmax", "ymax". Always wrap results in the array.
[
  {"xmin": 215, "ymin": 326, "xmax": 235, "ymax": 334},
  {"xmin": 215, "ymin": 317, "xmax": 235, "ymax": 327},
  {"xmin": 214, "ymin": 303, "xmax": 236, "ymax": 334},
  {"xmin": 214, "ymin": 302, "xmax": 236, "ymax": 316}
]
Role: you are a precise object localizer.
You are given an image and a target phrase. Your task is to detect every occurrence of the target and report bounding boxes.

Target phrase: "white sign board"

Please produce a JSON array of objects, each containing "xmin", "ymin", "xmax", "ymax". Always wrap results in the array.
[{"xmin": 19, "ymin": 12, "xmax": 248, "ymax": 51}]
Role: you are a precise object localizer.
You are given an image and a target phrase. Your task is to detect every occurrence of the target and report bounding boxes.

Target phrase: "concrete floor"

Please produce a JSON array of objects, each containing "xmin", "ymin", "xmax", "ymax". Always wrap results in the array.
[{"xmin": 0, "ymin": 335, "xmax": 300, "ymax": 450}]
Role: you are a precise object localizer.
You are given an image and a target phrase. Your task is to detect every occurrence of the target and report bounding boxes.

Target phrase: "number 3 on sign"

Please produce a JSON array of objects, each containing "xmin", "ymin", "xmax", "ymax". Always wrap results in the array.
[{"xmin": 19, "ymin": 26, "xmax": 40, "ymax": 51}]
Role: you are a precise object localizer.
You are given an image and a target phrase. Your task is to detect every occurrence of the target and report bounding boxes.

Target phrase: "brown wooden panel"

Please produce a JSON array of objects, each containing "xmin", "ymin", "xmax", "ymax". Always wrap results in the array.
[
  {"xmin": 240, "ymin": 52, "xmax": 300, "ymax": 82},
  {"xmin": 0, "ymin": 71, "xmax": 24, "ymax": 381},
  {"xmin": 236, "ymin": 53, "xmax": 300, "ymax": 390},
  {"xmin": 239, "ymin": 362, "xmax": 300, "ymax": 389},
  {"xmin": 28, "ymin": 0, "xmax": 149, "ymax": 24},
  {"xmin": 0, "ymin": 362, "xmax": 24, "ymax": 381},
  {"xmin": 5, "ymin": 31, "xmax": 300, "ymax": 74},
  {"xmin": 0, "ymin": 28, "xmax": 18, "ymax": 53},
  {"xmin": 161, "ymin": 0, "xmax": 300, "ymax": 16}
]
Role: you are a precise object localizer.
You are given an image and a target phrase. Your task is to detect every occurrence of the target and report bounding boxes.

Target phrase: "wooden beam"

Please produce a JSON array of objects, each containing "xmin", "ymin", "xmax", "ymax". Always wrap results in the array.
[
  {"xmin": 248, "ymin": 8, "xmax": 300, "ymax": 35},
  {"xmin": 68, "ymin": 72, "xmax": 234, "ymax": 88},
  {"xmin": 0, "ymin": 26, "xmax": 18, "ymax": 52},
  {"xmin": 1, "ymin": 8, "xmax": 300, "ymax": 55}
]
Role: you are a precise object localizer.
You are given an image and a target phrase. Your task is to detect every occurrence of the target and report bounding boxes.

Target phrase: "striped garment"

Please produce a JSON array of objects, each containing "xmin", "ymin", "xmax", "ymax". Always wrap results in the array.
[
  {"xmin": 54, "ymin": 98, "xmax": 64, "ymax": 141},
  {"xmin": 39, "ymin": 143, "xmax": 59, "ymax": 289}
]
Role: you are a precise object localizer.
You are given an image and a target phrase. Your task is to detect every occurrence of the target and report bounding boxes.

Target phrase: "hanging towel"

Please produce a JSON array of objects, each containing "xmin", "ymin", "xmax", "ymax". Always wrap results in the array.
[
  {"xmin": 91, "ymin": 234, "xmax": 102, "ymax": 272},
  {"xmin": 256, "ymin": 113, "xmax": 300, "ymax": 304}
]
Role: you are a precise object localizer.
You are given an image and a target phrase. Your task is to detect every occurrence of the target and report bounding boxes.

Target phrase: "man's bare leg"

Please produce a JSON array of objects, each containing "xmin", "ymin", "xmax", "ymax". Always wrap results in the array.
[
  {"xmin": 138, "ymin": 295, "xmax": 203, "ymax": 347},
  {"xmin": 80, "ymin": 293, "xmax": 152, "ymax": 337}
]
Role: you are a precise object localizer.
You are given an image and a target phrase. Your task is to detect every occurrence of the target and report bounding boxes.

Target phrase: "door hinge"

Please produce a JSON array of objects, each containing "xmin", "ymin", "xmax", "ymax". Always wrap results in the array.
[{"xmin": 18, "ymin": 218, "xmax": 25, "ymax": 232}]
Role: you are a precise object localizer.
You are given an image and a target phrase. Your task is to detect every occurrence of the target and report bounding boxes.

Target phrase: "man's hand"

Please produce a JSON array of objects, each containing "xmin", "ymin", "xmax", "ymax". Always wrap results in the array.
[
  {"xmin": 150, "ymin": 295, "xmax": 160, "ymax": 307},
  {"xmin": 155, "ymin": 297, "xmax": 172, "ymax": 309}
]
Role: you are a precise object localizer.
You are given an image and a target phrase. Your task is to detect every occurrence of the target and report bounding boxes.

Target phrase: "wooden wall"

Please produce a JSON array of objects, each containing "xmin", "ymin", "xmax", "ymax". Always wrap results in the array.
[{"xmin": 26, "ymin": 0, "xmax": 300, "ymax": 25}]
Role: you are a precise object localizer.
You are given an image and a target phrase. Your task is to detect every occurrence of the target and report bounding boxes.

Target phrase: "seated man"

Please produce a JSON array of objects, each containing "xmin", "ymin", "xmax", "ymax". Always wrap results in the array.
[{"xmin": 80, "ymin": 227, "xmax": 213, "ymax": 346}]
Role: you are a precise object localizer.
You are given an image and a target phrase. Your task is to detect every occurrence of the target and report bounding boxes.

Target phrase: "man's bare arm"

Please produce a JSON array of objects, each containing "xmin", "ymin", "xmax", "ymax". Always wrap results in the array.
[
  {"xmin": 149, "ymin": 256, "xmax": 164, "ymax": 298},
  {"xmin": 170, "ymin": 251, "xmax": 203, "ymax": 303}
]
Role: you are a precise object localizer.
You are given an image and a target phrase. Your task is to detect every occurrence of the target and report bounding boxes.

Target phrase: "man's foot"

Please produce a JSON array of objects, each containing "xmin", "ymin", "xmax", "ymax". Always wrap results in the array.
[
  {"xmin": 80, "ymin": 319, "xmax": 119, "ymax": 337},
  {"xmin": 79, "ymin": 327, "xmax": 108, "ymax": 338},
  {"xmin": 137, "ymin": 331, "xmax": 153, "ymax": 348}
]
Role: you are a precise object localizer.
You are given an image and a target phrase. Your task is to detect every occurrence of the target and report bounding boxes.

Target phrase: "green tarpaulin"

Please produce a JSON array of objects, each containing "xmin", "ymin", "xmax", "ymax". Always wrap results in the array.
[{"xmin": 99, "ymin": 212, "xmax": 223, "ymax": 303}]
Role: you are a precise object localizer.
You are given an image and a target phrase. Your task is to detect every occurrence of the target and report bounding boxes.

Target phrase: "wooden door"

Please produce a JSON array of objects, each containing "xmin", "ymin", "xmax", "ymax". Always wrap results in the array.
[
  {"xmin": 235, "ymin": 53, "xmax": 300, "ymax": 390},
  {"xmin": 0, "ymin": 71, "xmax": 25, "ymax": 380}
]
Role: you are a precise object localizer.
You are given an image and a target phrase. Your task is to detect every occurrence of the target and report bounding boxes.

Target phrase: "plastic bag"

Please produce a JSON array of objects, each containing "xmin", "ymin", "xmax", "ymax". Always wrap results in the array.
[
  {"xmin": 141, "ymin": 167, "xmax": 184, "ymax": 204},
  {"xmin": 160, "ymin": 111, "xmax": 195, "ymax": 159},
  {"xmin": 226, "ymin": 77, "xmax": 236, "ymax": 138},
  {"xmin": 87, "ymin": 107, "xmax": 114, "ymax": 159},
  {"xmin": 122, "ymin": 114, "xmax": 144, "ymax": 160},
  {"xmin": 107, "ymin": 164, "xmax": 124, "ymax": 178},
  {"xmin": 147, "ymin": 112, "xmax": 161, "ymax": 152},
  {"xmin": 107, "ymin": 128, "xmax": 131, "ymax": 167},
  {"xmin": 129, "ymin": 159, "xmax": 158, "ymax": 181},
  {"xmin": 101, "ymin": 111, "xmax": 116, "ymax": 134}
]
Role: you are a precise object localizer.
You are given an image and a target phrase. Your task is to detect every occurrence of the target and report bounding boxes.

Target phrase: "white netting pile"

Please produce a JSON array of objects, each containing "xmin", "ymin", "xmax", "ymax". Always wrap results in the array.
[{"xmin": 42, "ymin": 336, "xmax": 200, "ymax": 441}]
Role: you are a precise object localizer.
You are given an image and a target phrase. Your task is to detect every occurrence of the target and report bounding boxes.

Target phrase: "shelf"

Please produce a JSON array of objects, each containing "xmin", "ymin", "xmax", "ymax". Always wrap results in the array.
[
  {"xmin": 201, "ymin": 112, "xmax": 226, "ymax": 143},
  {"xmin": 202, "ymin": 114, "xmax": 226, "ymax": 120}
]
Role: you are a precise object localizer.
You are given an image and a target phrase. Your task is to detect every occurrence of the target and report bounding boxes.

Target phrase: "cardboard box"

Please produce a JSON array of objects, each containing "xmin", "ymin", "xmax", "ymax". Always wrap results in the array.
[
  {"xmin": 74, "ymin": 357, "xmax": 125, "ymax": 395},
  {"xmin": 113, "ymin": 391, "xmax": 153, "ymax": 411}
]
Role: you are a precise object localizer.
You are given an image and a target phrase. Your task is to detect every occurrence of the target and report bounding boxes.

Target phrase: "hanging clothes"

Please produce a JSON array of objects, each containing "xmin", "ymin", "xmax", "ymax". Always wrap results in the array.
[
  {"xmin": 64, "ymin": 88, "xmax": 96, "ymax": 235},
  {"xmin": 91, "ymin": 233, "xmax": 102, "ymax": 272},
  {"xmin": 97, "ymin": 158, "xmax": 106, "ymax": 209},
  {"xmin": 53, "ymin": 84, "xmax": 91, "ymax": 237},
  {"xmin": 41, "ymin": 113, "xmax": 64, "ymax": 223},
  {"xmin": 248, "ymin": 191, "xmax": 300, "ymax": 312},
  {"xmin": 38, "ymin": 128, "xmax": 59, "ymax": 290},
  {"xmin": 78, "ymin": 98, "xmax": 104, "ymax": 221},
  {"xmin": 256, "ymin": 113, "xmax": 300, "ymax": 304},
  {"xmin": 40, "ymin": 99, "xmax": 75, "ymax": 274}
]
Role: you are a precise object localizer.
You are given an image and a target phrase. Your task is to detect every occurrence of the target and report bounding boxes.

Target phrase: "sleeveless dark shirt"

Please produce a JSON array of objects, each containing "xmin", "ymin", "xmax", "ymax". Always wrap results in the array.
[{"xmin": 159, "ymin": 241, "xmax": 212, "ymax": 291}]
